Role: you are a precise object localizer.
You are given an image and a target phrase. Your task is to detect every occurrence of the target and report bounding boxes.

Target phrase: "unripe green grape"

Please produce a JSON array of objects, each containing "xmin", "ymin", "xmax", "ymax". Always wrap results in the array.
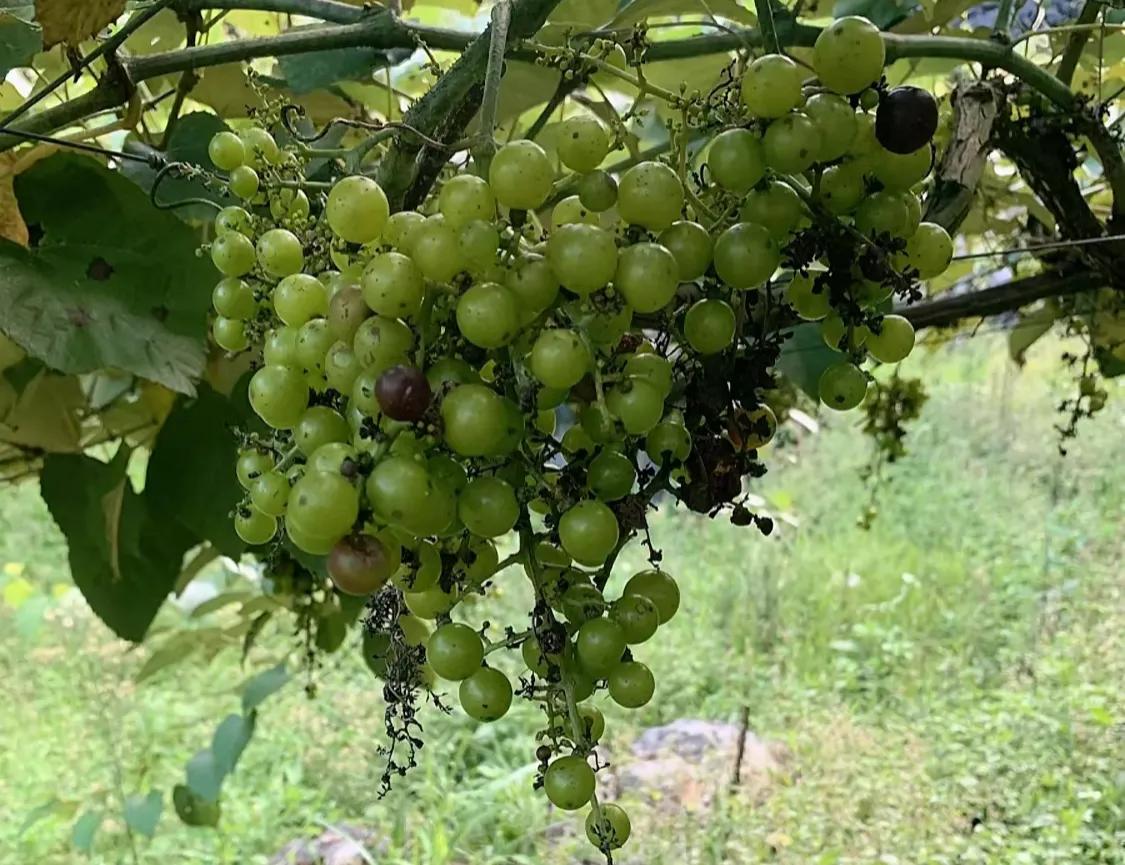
[
  {"xmin": 714, "ymin": 222, "xmax": 780, "ymax": 289},
  {"xmin": 624, "ymin": 352, "xmax": 673, "ymax": 397},
  {"xmin": 866, "ymin": 314, "xmax": 915, "ymax": 363},
  {"xmin": 562, "ymin": 424, "xmax": 597, "ymax": 456},
  {"xmin": 684, "ymin": 298, "xmax": 736, "ymax": 354},
  {"xmin": 560, "ymin": 500, "xmax": 619, "ymax": 567},
  {"xmin": 213, "ymin": 316, "xmax": 248, "ymax": 352},
  {"xmin": 904, "ymin": 221, "xmax": 953, "ymax": 278},
  {"xmin": 530, "ymin": 329, "xmax": 590, "ymax": 389},
  {"xmin": 349, "ymin": 369, "xmax": 381, "ymax": 416},
  {"xmin": 608, "ymin": 660, "xmax": 655, "ymax": 708},
  {"xmin": 659, "ymin": 220, "xmax": 712, "ymax": 281},
  {"xmin": 294, "ymin": 406, "xmax": 350, "ymax": 455},
  {"xmin": 404, "ymin": 584, "xmax": 458, "ymax": 619},
  {"xmin": 543, "ymin": 755, "xmax": 595, "ymax": 811},
  {"xmin": 576, "ymin": 617, "xmax": 626, "ymax": 674},
  {"xmin": 615, "ymin": 242, "xmax": 679, "ymax": 313},
  {"xmin": 813, "ymin": 16, "xmax": 886, "ymax": 95},
  {"xmin": 249, "ymin": 365, "xmax": 308, "ymax": 429},
  {"xmin": 459, "ymin": 219, "xmax": 501, "ymax": 274},
  {"xmin": 562, "ymin": 583, "xmax": 607, "ymax": 625},
  {"xmin": 535, "ymin": 408, "xmax": 557, "ymax": 435},
  {"xmin": 855, "ymin": 278, "xmax": 893, "ymax": 308},
  {"xmin": 819, "ymin": 163, "xmax": 866, "ymax": 214},
  {"xmin": 872, "ymin": 144, "xmax": 932, "ymax": 192},
  {"xmin": 273, "ymin": 273, "xmax": 327, "ymax": 326},
  {"xmin": 362, "ymin": 252, "xmax": 425, "ymax": 319},
  {"xmin": 786, "ymin": 271, "xmax": 831, "ymax": 320},
  {"xmin": 411, "ymin": 217, "xmax": 464, "ymax": 283},
  {"xmin": 228, "ymin": 165, "xmax": 259, "ymax": 200},
  {"xmin": 264, "ymin": 326, "xmax": 300, "ymax": 367},
  {"xmin": 586, "ymin": 803, "xmax": 631, "ymax": 851},
  {"xmin": 366, "ymin": 456, "xmax": 455, "ymax": 536},
  {"xmin": 461, "ymin": 535, "xmax": 502, "ymax": 584},
  {"xmin": 211, "ymin": 231, "xmax": 256, "ymax": 277},
  {"xmin": 327, "ymin": 175, "xmax": 390, "ymax": 244},
  {"xmin": 617, "ymin": 161, "xmax": 683, "ymax": 230},
  {"xmin": 578, "ymin": 169, "xmax": 618, "ymax": 212},
  {"xmin": 740, "ymin": 181, "xmax": 805, "ymax": 240},
  {"xmin": 611, "ymin": 593, "xmax": 659, "ymax": 644},
  {"xmin": 426, "ymin": 357, "xmax": 480, "ymax": 391},
  {"xmin": 580, "ymin": 303, "xmax": 633, "ymax": 346},
  {"xmin": 393, "ymin": 539, "xmax": 442, "ymax": 592},
  {"xmin": 552, "ymin": 195, "xmax": 600, "ymax": 229},
  {"xmin": 208, "ymin": 131, "xmax": 246, "ymax": 171},
  {"xmin": 804, "ymin": 93, "xmax": 858, "ymax": 161},
  {"xmin": 285, "ymin": 513, "xmax": 336, "ymax": 555},
  {"xmin": 212, "ymin": 277, "xmax": 254, "ymax": 319},
  {"xmin": 855, "ymin": 190, "xmax": 909, "ymax": 236},
  {"xmin": 707, "ymin": 128, "xmax": 765, "ymax": 193},
  {"xmin": 269, "ymin": 188, "xmax": 310, "ymax": 223},
  {"xmin": 239, "ymin": 127, "xmax": 281, "ymax": 167},
  {"xmin": 506, "ymin": 254, "xmax": 560, "ymax": 315},
  {"xmin": 739, "ymin": 404, "xmax": 777, "ymax": 449},
  {"xmin": 901, "ymin": 192, "xmax": 922, "ymax": 237},
  {"xmin": 456, "ymin": 282, "xmax": 519, "ymax": 349},
  {"xmin": 459, "ymin": 476, "xmax": 518, "ymax": 537},
  {"xmin": 818, "ymin": 361, "xmax": 868, "ymax": 410},
  {"xmin": 384, "ymin": 210, "xmax": 426, "ymax": 253},
  {"xmin": 441, "ymin": 384, "xmax": 508, "ymax": 456},
  {"xmin": 821, "ymin": 313, "xmax": 869, "ymax": 350},
  {"xmin": 459, "ymin": 667, "xmax": 513, "ymax": 721},
  {"xmin": 547, "ymin": 223, "xmax": 618, "ymax": 295},
  {"xmin": 235, "ymin": 506, "xmax": 277, "ymax": 545},
  {"xmin": 295, "ymin": 318, "xmax": 334, "ymax": 375},
  {"xmin": 848, "ymin": 113, "xmax": 881, "ymax": 163},
  {"xmin": 741, "ymin": 54, "xmax": 804, "ymax": 118},
  {"xmin": 353, "ymin": 315, "xmax": 414, "ymax": 372},
  {"xmin": 581, "ymin": 402, "xmax": 624, "ymax": 444},
  {"xmin": 607, "ymin": 378, "xmax": 665, "ymax": 434},
  {"xmin": 623, "ymin": 569, "xmax": 679, "ymax": 623},
  {"xmin": 578, "ymin": 705, "xmax": 606, "ymax": 744},
  {"xmin": 427, "ymin": 623, "xmax": 484, "ymax": 681},
  {"xmin": 236, "ymin": 449, "xmax": 273, "ymax": 489},
  {"xmin": 522, "ymin": 636, "xmax": 551, "ymax": 676},
  {"xmin": 439, "ymin": 174, "xmax": 496, "ymax": 228},
  {"xmin": 251, "ymin": 470, "xmax": 290, "ymax": 517},
  {"xmin": 326, "ymin": 286, "xmax": 368, "ymax": 343},
  {"xmin": 763, "ymin": 111, "xmax": 820, "ymax": 174},
  {"xmin": 587, "ymin": 449, "xmax": 636, "ymax": 501},
  {"xmin": 558, "ymin": 114, "xmax": 611, "ymax": 172},
  {"xmin": 860, "ymin": 88, "xmax": 880, "ymax": 110},
  {"xmin": 645, "ymin": 418, "xmax": 691, "ymax": 463},
  {"xmin": 215, "ymin": 205, "xmax": 252, "ymax": 236},
  {"xmin": 288, "ymin": 469, "xmax": 359, "ymax": 539},
  {"xmin": 488, "ymin": 140, "xmax": 554, "ymax": 210},
  {"xmin": 256, "ymin": 228, "xmax": 303, "ymax": 278}
]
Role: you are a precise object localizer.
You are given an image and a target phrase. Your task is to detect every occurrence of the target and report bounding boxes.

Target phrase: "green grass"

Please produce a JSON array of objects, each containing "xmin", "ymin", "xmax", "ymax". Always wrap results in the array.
[{"xmin": 1, "ymin": 333, "xmax": 1122, "ymax": 864}]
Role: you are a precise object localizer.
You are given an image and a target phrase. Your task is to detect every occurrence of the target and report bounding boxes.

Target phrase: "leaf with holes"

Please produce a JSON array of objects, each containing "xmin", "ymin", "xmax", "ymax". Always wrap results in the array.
[
  {"xmin": 34, "ymin": 0, "xmax": 123, "ymax": 48},
  {"xmin": 0, "ymin": 154, "xmax": 214, "ymax": 394}
]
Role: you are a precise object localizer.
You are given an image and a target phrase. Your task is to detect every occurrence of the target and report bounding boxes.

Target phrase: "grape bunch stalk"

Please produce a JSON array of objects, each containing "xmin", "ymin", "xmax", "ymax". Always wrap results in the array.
[{"xmin": 205, "ymin": 16, "xmax": 952, "ymax": 857}]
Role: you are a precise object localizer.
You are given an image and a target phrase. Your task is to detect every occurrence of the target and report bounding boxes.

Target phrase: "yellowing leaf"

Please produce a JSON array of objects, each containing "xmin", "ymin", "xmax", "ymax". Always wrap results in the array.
[
  {"xmin": 2, "ymin": 575, "xmax": 34, "ymax": 608},
  {"xmin": 0, "ymin": 371, "xmax": 84, "ymax": 453},
  {"xmin": 35, "ymin": 0, "xmax": 125, "ymax": 49},
  {"xmin": 0, "ymin": 154, "xmax": 28, "ymax": 247},
  {"xmin": 3, "ymin": 562, "xmax": 25, "ymax": 577}
]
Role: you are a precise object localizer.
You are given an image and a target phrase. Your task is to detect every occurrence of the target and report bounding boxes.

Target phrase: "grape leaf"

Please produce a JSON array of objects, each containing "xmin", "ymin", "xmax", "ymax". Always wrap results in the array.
[
  {"xmin": 608, "ymin": 0, "xmax": 756, "ymax": 27},
  {"xmin": 833, "ymin": 0, "xmax": 915, "ymax": 27},
  {"xmin": 276, "ymin": 29, "xmax": 411, "ymax": 94},
  {"xmin": 777, "ymin": 323, "xmax": 841, "ymax": 400},
  {"xmin": 211, "ymin": 713, "xmax": 255, "ymax": 775},
  {"xmin": 123, "ymin": 791, "xmax": 163, "ymax": 838},
  {"xmin": 34, "ymin": 0, "xmax": 124, "ymax": 48},
  {"xmin": 40, "ymin": 447, "xmax": 196, "ymax": 641},
  {"xmin": 70, "ymin": 809, "xmax": 103, "ymax": 853},
  {"xmin": 0, "ymin": 369, "xmax": 83, "ymax": 452},
  {"xmin": 242, "ymin": 664, "xmax": 290, "ymax": 712},
  {"xmin": 0, "ymin": 153, "xmax": 214, "ymax": 394},
  {"xmin": 172, "ymin": 784, "xmax": 220, "ymax": 827},
  {"xmin": 0, "ymin": 9, "xmax": 40, "ymax": 78}
]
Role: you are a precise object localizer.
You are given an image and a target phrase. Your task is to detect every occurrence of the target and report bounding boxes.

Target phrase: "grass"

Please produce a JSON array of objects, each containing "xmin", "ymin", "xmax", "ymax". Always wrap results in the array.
[{"xmin": 0, "ymin": 332, "xmax": 1122, "ymax": 864}]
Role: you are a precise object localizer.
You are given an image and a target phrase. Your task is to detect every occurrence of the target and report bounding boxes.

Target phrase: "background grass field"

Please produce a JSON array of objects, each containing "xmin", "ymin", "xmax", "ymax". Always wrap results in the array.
[{"xmin": 1, "ymin": 332, "xmax": 1122, "ymax": 864}]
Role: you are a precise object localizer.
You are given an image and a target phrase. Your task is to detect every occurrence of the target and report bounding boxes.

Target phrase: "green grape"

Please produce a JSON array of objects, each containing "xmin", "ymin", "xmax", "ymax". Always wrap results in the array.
[
  {"xmin": 847, "ymin": 113, "xmax": 881, "ymax": 163},
  {"xmin": 263, "ymin": 326, "xmax": 300, "ymax": 367},
  {"xmin": 786, "ymin": 271, "xmax": 831, "ymax": 320},
  {"xmin": 872, "ymin": 145, "xmax": 932, "ymax": 192},
  {"xmin": 535, "ymin": 408, "xmax": 557, "ymax": 435},
  {"xmin": 904, "ymin": 221, "xmax": 952, "ymax": 278},
  {"xmin": 439, "ymin": 174, "xmax": 496, "ymax": 228},
  {"xmin": 714, "ymin": 222, "xmax": 780, "ymax": 289},
  {"xmin": 559, "ymin": 500, "xmax": 619, "ymax": 566},
  {"xmin": 210, "ymin": 231, "xmax": 256, "ymax": 277},
  {"xmin": 860, "ymin": 87, "xmax": 880, "ymax": 110},
  {"xmin": 615, "ymin": 242, "xmax": 679, "ymax": 313},
  {"xmin": 295, "ymin": 318, "xmax": 334, "ymax": 375},
  {"xmin": 404, "ymin": 584, "xmax": 458, "ymax": 619},
  {"xmin": 488, "ymin": 140, "xmax": 554, "ymax": 210},
  {"xmin": 562, "ymin": 584, "xmax": 607, "ymax": 625},
  {"xmin": 361, "ymin": 252, "xmax": 425, "ymax": 320},
  {"xmin": 366, "ymin": 455, "xmax": 456, "ymax": 536},
  {"xmin": 393, "ymin": 538, "xmax": 442, "ymax": 592},
  {"xmin": 461, "ymin": 535, "xmax": 501, "ymax": 584},
  {"xmin": 236, "ymin": 449, "xmax": 273, "ymax": 489},
  {"xmin": 521, "ymin": 636, "xmax": 551, "ymax": 676},
  {"xmin": 739, "ymin": 404, "xmax": 777, "ymax": 449},
  {"xmin": 215, "ymin": 205, "xmax": 252, "ymax": 236},
  {"xmin": 426, "ymin": 357, "xmax": 480, "ymax": 391},
  {"xmin": 427, "ymin": 623, "xmax": 484, "ymax": 681},
  {"xmin": 441, "ymin": 384, "xmax": 508, "ymax": 456},
  {"xmin": 586, "ymin": 803, "xmax": 631, "ymax": 851},
  {"xmin": 617, "ymin": 161, "xmax": 683, "ymax": 231},
  {"xmin": 866, "ymin": 314, "xmax": 915, "ymax": 363},
  {"xmin": 411, "ymin": 217, "xmax": 464, "ymax": 283},
  {"xmin": 576, "ymin": 617, "xmax": 626, "ymax": 674},
  {"xmin": 581, "ymin": 402, "xmax": 624, "ymax": 444},
  {"xmin": 707, "ymin": 128, "xmax": 766, "ymax": 193},
  {"xmin": 855, "ymin": 277, "xmax": 893, "ymax": 309},
  {"xmin": 459, "ymin": 476, "xmax": 518, "ymax": 537},
  {"xmin": 587, "ymin": 449, "xmax": 636, "ymax": 501},
  {"xmin": 608, "ymin": 661, "xmax": 655, "ymax": 708},
  {"xmin": 568, "ymin": 301, "xmax": 633, "ymax": 347},
  {"xmin": 256, "ymin": 228, "xmax": 304, "ymax": 278},
  {"xmin": 659, "ymin": 220, "xmax": 712, "ymax": 281},
  {"xmin": 530, "ymin": 329, "xmax": 590, "ymax": 389},
  {"xmin": 819, "ymin": 163, "xmax": 866, "ymax": 214},
  {"xmin": 623, "ymin": 569, "xmax": 679, "ymax": 623},
  {"xmin": 558, "ymin": 114, "xmax": 611, "ymax": 172},
  {"xmin": 813, "ymin": 16, "xmax": 886, "ymax": 95},
  {"xmin": 489, "ymin": 397, "xmax": 525, "ymax": 457},
  {"xmin": 818, "ymin": 361, "xmax": 868, "ymax": 410},
  {"xmin": 456, "ymin": 282, "xmax": 520, "ymax": 349},
  {"xmin": 544, "ymin": 755, "xmax": 595, "ymax": 811},
  {"xmin": 763, "ymin": 111, "xmax": 820, "ymax": 174},
  {"xmin": 459, "ymin": 220, "xmax": 501, "ymax": 274},
  {"xmin": 684, "ymin": 298, "xmax": 736, "ymax": 355},
  {"xmin": 506, "ymin": 254, "xmax": 560, "ymax": 315},
  {"xmin": 324, "ymin": 342, "xmax": 360, "ymax": 392},
  {"xmin": 327, "ymin": 285, "xmax": 368, "ymax": 342},
  {"xmin": 212, "ymin": 317, "xmax": 248, "ymax": 352},
  {"xmin": 547, "ymin": 224, "xmax": 618, "ymax": 295},
  {"xmin": 384, "ymin": 210, "xmax": 426, "ymax": 253},
  {"xmin": 208, "ymin": 131, "xmax": 245, "ymax": 171},
  {"xmin": 855, "ymin": 190, "xmax": 909, "ymax": 236},
  {"xmin": 239, "ymin": 127, "xmax": 281, "ymax": 167},
  {"xmin": 821, "ymin": 313, "xmax": 869, "ymax": 350},
  {"xmin": 235, "ymin": 506, "xmax": 277, "ymax": 545},
  {"xmin": 459, "ymin": 667, "xmax": 513, "ymax": 721},
  {"xmin": 901, "ymin": 192, "xmax": 922, "ymax": 237},
  {"xmin": 288, "ymin": 470, "xmax": 359, "ymax": 539},
  {"xmin": 353, "ymin": 315, "xmax": 414, "ymax": 372},
  {"xmin": 578, "ymin": 169, "xmax": 618, "ymax": 212},
  {"xmin": 624, "ymin": 351, "xmax": 673, "ymax": 397},
  {"xmin": 551, "ymin": 195, "xmax": 600, "ymax": 229},
  {"xmin": 578, "ymin": 705, "xmax": 605, "ymax": 743},
  {"xmin": 740, "ymin": 54, "xmax": 804, "ymax": 118},
  {"xmin": 740, "ymin": 181, "xmax": 805, "ymax": 240},
  {"xmin": 611, "ymin": 593, "xmax": 659, "ymax": 644},
  {"xmin": 273, "ymin": 273, "xmax": 327, "ymax": 326},
  {"xmin": 562, "ymin": 424, "xmax": 597, "ymax": 456},
  {"xmin": 326, "ymin": 176, "xmax": 389, "ymax": 244},
  {"xmin": 285, "ymin": 516, "xmax": 336, "ymax": 555},
  {"xmin": 804, "ymin": 93, "xmax": 858, "ymax": 162},
  {"xmin": 249, "ymin": 365, "xmax": 308, "ymax": 429},
  {"xmin": 228, "ymin": 165, "xmax": 259, "ymax": 200},
  {"xmin": 607, "ymin": 378, "xmax": 665, "ymax": 434},
  {"xmin": 294, "ymin": 406, "xmax": 349, "ymax": 455},
  {"xmin": 212, "ymin": 277, "xmax": 254, "ymax": 319},
  {"xmin": 269, "ymin": 188, "xmax": 310, "ymax": 222},
  {"xmin": 251, "ymin": 471, "xmax": 290, "ymax": 517},
  {"xmin": 645, "ymin": 419, "xmax": 692, "ymax": 464}
]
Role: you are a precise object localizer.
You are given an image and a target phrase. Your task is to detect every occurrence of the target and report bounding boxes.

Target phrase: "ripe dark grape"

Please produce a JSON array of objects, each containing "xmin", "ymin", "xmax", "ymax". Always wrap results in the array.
[
  {"xmin": 876, "ymin": 86, "xmax": 939, "ymax": 154},
  {"xmin": 375, "ymin": 365, "xmax": 433, "ymax": 421},
  {"xmin": 328, "ymin": 533, "xmax": 398, "ymax": 596}
]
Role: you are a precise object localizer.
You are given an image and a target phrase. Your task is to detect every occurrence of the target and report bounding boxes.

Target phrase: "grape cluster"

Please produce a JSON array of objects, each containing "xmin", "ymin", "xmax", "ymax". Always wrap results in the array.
[{"xmin": 204, "ymin": 18, "xmax": 954, "ymax": 855}]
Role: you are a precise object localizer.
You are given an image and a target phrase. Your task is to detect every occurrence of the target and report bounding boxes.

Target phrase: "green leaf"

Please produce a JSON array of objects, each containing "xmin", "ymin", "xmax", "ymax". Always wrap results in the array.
[
  {"xmin": 185, "ymin": 749, "xmax": 223, "ymax": 803},
  {"xmin": 777, "ymin": 323, "xmax": 841, "ymax": 400},
  {"xmin": 211, "ymin": 712, "xmax": 255, "ymax": 776},
  {"xmin": 71, "ymin": 809, "xmax": 103, "ymax": 853},
  {"xmin": 608, "ymin": 0, "xmax": 756, "ymax": 28},
  {"xmin": 40, "ymin": 448, "xmax": 196, "ymax": 641},
  {"xmin": 833, "ymin": 0, "xmax": 914, "ymax": 27},
  {"xmin": 1008, "ymin": 302, "xmax": 1058, "ymax": 364},
  {"xmin": 135, "ymin": 631, "xmax": 200, "ymax": 682},
  {"xmin": 242, "ymin": 663, "xmax": 289, "ymax": 712},
  {"xmin": 1094, "ymin": 345, "xmax": 1125, "ymax": 378},
  {"xmin": 172, "ymin": 784, "xmax": 221, "ymax": 827},
  {"xmin": 144, "ymin": 385, "xmax": 249, "ymax": 558},
  {"xmin": 123, "ymin": 791, "xmax": 163, "ymax": 838},
  {"xmin": 0, "ymin": 11, "xmax": 41, "ymax": 77},
  {"xmin": 277, "ymin": 30, "xmax": 411, "ymax": 94},
  {"xmin": 0, "ymin": 153, "xmax": 214, "ymax": 394},
  {"xmin": 19, "ymin": 796, "xmax": 78, "ymax": 836}
]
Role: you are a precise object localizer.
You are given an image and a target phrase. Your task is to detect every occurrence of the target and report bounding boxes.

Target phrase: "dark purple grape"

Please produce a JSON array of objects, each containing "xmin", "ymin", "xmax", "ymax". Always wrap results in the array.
[
  {"xmin": 875, "ymin": 86, "xmax": 939, "ymax": 155},
  {"xmin": 376, "ymin": 364, "xmax": 433, "ymax": 421},
  {"xmin": 328, "ymin": 533, "xmax": 395, "ymax": 596}
]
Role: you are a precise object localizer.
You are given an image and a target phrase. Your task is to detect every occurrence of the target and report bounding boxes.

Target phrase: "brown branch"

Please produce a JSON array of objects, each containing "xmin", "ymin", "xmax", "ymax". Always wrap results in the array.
[
  {"xmin": 1055, "ymin": 0, "xmax": 1099, "ymax": 86},
  {"xmin": 923, "ymin": 82, "xmax": 999, "ymax": 233}
]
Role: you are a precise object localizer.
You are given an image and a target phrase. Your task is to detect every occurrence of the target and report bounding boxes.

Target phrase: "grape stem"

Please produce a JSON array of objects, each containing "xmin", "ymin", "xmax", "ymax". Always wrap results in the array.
[
  {"xmin": 483, "ymin": 627, "xmax": 531, "ymax": 655},
  {"xmin": 474, "ymin": 0, "xmax": 513, "ymax": 162}
]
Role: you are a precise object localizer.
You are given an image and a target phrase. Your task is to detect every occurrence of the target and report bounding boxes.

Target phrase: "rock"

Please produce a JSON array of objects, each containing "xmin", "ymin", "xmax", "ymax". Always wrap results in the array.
[{"xmin": 270, "ymin": 825, "xmax": 385, "ymax": 865}]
